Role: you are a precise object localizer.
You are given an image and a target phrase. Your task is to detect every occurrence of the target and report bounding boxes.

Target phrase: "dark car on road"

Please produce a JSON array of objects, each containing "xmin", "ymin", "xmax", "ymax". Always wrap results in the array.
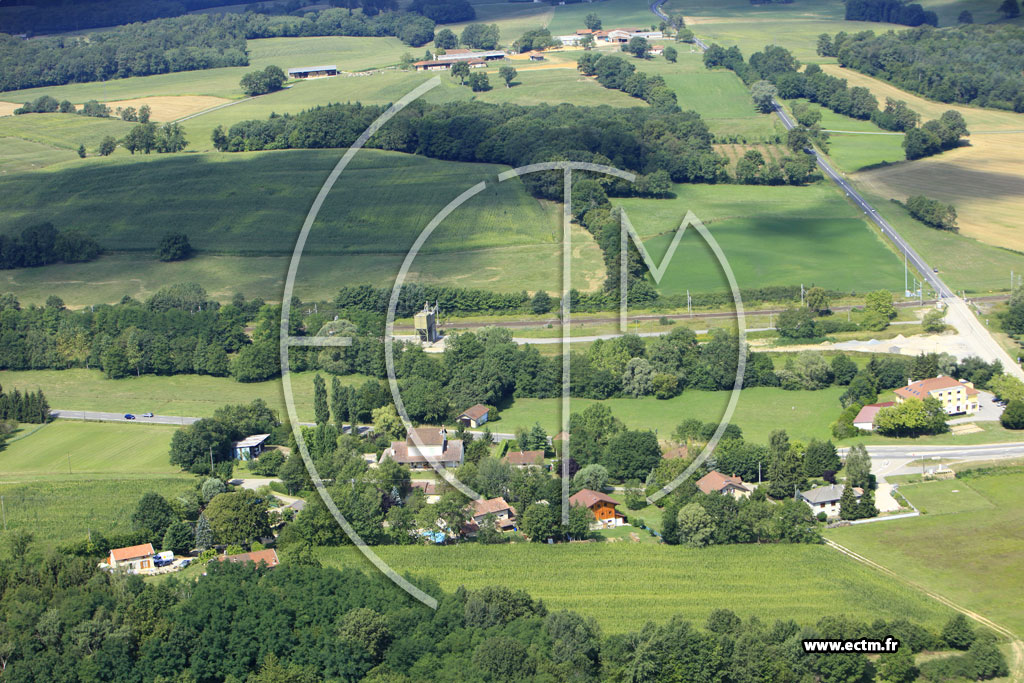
[{"xmin": 124, "ymin": 413, "xmax": 135, "ymax": 420}]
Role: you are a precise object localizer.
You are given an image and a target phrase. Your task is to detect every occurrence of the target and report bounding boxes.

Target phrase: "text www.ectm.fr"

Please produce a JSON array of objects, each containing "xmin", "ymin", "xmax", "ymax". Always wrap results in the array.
[{"xmin": 802, "ymin": 638, "xmax": 900, "ymax": 654}]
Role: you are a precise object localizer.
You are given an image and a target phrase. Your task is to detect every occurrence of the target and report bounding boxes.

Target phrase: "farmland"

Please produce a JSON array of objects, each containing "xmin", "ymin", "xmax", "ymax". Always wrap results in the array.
[
  {"xmin": 0, "ymin": 113, "xmax": 135, "ymax": 152},
  {"xmin": 548, "ymin": 0, "xmax": 659, "ymax": 36},
  {"xmin": 826, "ymin": 472, "xmax": 1024, "ymax": 638},
  {"xmin": 0, "ymin": 476, "xmax": 194, "ymax": 547},
  {"xmin": 317, "ymin": 542, "xmax": 956, "ymax": 633},
  {"xmin": 614, "ymin": 181, "xmax": 906, "ymax": 294},
  {"xmin": 0, "ymin": 149, "xmax": 558, "ymax": 255}
]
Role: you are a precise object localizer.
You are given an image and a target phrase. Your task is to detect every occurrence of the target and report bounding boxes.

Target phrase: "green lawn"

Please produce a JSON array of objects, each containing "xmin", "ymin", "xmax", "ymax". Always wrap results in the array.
[
  {"xmin": 826, "ymin": 472, "xmax": 1024, "ymax": 638},
  {"xmin": 317, "ymin": 542, "xmax": 955, "ymax": 633},
  {"xmin": 779, "ymin": 99, "xmax": 907, "ymax": 173},
  {"xmin": 0, "ymin": 476, "xmax": 195, "ymax": 547},
  {"xmin": 0, "ymin": 420, "xmax": 178, "ymax": 476},
  {"xmin": 0, "ymin": 368, "xmax": 372, "ymax": 423},
  {"xmin": 495, "ymin": 386, "xmax": 845, "ymax": 443},
  {"xmin": 614, "ymin": 181, "xmax": 906, "ymax": 294},
  {"xmin": 0, "ymin": 148, "xmax": 558, "ymax": 256}
]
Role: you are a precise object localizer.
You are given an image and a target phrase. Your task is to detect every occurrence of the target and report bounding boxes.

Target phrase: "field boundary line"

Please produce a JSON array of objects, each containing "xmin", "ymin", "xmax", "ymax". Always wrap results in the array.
[{"xmin": 824, "ymin": 538, "xmax": 1023, "ymax": 681}]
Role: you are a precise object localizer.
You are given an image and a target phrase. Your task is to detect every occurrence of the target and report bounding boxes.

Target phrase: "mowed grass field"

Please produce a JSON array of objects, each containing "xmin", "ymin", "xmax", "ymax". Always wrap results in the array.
[
  {"xmin": 495, "ymin": 386, "xmax": 844, "ymax": 443},
  {"xmin": 0, "ymin": 148, "xmax": 558, "ymax": 255},
  {"xmin": 637, "ymin": 52, "xmax": 781, "ymax": 139},
  {"xmin": 318, "ymin": 543, "xmax": 956, "ymax": 633},
  {"xmin": 826, "ymin": 472, "xmax": 1024, "ymax": 638},
  {"xmin": 0, "ymin": 369, "xmax": 375, "ymax": 422},
  {"xmin": 0, "ymin": 113, "xmax": 135, "ymax": 152},
  {"xmin": 548, "ymin": 0, "xmax": 659, "ymax": 35},
  {"xmin": 0, "ymin": 421, "xmax": 178, "ymax": 476},
  {"xmin": 0, "ymin": 137, "xmax": 78, "ymax": 174},
  {"xmin": 614, "ymin": 181, "xmax": 906, "ymax": 294}
]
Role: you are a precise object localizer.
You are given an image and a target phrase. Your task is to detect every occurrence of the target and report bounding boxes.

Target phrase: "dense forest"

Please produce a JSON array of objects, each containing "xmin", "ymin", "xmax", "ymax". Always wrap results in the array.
[
  {"xmin": 0, "ymin": 8, "xmax": 441, "ymax": 92},
  {"xmin": 217, "ymin": 99, "xmax": 727, "ymax": 187},
  {"xmin": 0, "ymin": 544, "xmax": 1005, "ymax": 682},
  {"xmin": 0, "ymin": 223, "xmax": 101, "ymax": 270},
  {"xmin": 844, "ymin": 0, "xmax": 937, "ymax": 27},
  {"xmin": 825, "ymin": 25, "xmax": 1024, "ymax": 112}
]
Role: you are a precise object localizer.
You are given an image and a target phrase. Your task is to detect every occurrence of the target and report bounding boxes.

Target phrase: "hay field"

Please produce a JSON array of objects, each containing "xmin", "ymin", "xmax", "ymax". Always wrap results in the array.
[
  {"xmin": 102, "ymin": 95, "xmax": 231, "ymax": 121},
  {"xmin": 0, "ymin": 102, "xmax": 19, "ymax": 117},
  {"xmin": 0, "ymin": 112, "xmax": 135, "ymax": 152},
  {"xmin": 854, "ymin": 133, "xmax": 1024, "ymax": 251},
  {"xmin": 318, "ymin": 543, "xmax": 956, "ymax": 634}
]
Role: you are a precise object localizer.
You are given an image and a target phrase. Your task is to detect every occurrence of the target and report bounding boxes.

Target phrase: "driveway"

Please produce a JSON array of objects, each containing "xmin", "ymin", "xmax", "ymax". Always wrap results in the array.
[{"xmin": 948, "ymin": 391, "xmax": 1003, "ymax": 424}]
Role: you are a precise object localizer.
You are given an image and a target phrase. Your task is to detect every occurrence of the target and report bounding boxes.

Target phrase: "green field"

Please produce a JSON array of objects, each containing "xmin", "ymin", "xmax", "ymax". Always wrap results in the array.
[
  {"xmin": 0, "ymin": 148, "xmax": 558, "ymax": 255},
  {"xmin": 0, "ymin": 369, "xmax": 376, "ymax": 422},
  {"xmin": 0, "ymin": 113, "xmax": 135, "ymax": 152},
  {"xmin": 614, "ymin": 181, "xmax": 906, "ymax": 294},
  {"xmin": 548, "ymin": 0, "xmax": 660, "ymax": 36},
  {"xmin": 496, "ymin": 386, "xmax": 844, "ymax": 443},
  {"xmin": 317, "ymin": 542, "xmax": 955, "ymax": 633},
  {"xmin": 0, "ymin": 136, "xmax": 77, "ymax": 174},
  {"xmin": 780, "ymin": 99, "xmax": 906, "ymax": 173},
  {"xmin": 666, "ymin": 0, "xmax": 910, "ymax": 61},
  {"xmin": 0, "ymin": 476, "xmax": 194, "ymax": 547},
  {"xmin": 637, "ymin": 52, "xmax": 781, "ymax": 139},
  {"xmin": 827, "ymin": 472, "xmax": 1024, "ymax": 638},
  {"xmin": 0, "ymin": 420, "xmax": 178, "ymax": 476}
]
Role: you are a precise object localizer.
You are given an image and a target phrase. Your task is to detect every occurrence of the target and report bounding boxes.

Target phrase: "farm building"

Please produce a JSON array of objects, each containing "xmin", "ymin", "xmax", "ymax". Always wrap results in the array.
[
  {"xmin": 287, "ymin": 65, "xmax": 338, "ymax": 79},
  {"xmin": 853, "ymin": 402, "xmax": 895, "ymax": 431},
  {"xmin": 894, "ymin": 376, "xmax": 979, "ymax": 415},
  {"xmin": 108, "ymin": 543, "xmax": 155, "ymax": 572},
  {"xmin": 800, "ymin": 484, "xmax": 862, "ymax": 518},
  {"xmin": 604, "ymin": 28, "xmax": 663, "ymax": 43},
  {"xmin": 217, "ymin": 548, "xmax": 280, "ymax": 568},
  {"xmin": 233, "ymin": 434, "xmax": 270, "ymax": 460},
  {"xmin": 569, "ymin": 489, "xmax": 625, "ymax": 528},
  {"xmin": 383, "ymin": 426, "xmax": 463, "ymax": 469},
  {"xmin": 649, "ymin": 45, "xmax": 664, "ymax": 56},
  {"xmin": 436, "ymin": 48, "xmax": 506, "ymax": 61},
  {"xmin": 696, "ymin": 471, "xmax": 751, "ymax": 499},
  {"xmin": 414, "ymin": 57, "xmax": 487, "ymax": 71},
  {"xmin": 503, "ymin": 449, "xmax": 545, "ymax": 468},
  {"xmin": 529, "ymin": 53, "xmax": 545, "ymax": 61},
  {"xmin": 458, "ymin": 404, "xmax": 490, "ymax": 428}
]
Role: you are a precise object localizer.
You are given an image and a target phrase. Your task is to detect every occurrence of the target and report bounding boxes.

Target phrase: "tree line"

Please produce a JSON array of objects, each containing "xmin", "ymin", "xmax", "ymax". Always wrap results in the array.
[
  {"xmin": 0, "ymin": 6, "xmax": 448, "ymax": 93},
  {"xmin": 825, "ymin": 25, "xmax": 1024, "ymax": 112},
  {"xmin": 0, "ymin": 385, "xmax": 50, "ymax": 424},
  {"xmin": 216, "ymin": 98, "xmax": 726, "ymax": 186},
  {"xmin": 706, "ymin": 42, "xmax": 970, "ymax": 160},
  {"xmin": 844, "ymin": 0, "xmax": 937, "ymax": 27},
  {"xmin": 0, "ymin": 0, "xmax": 243, "ymax": 34},
  {"xmin": 576, "ymin": 52, "xmax": 681, "ymax": 113},
  {"xmin": 0, "ymin": 222, "xmax": 101, "ymax": 270},
  {"xmin": 2, "ymin": 536, "xmax": 1006, "ymax": 682}
]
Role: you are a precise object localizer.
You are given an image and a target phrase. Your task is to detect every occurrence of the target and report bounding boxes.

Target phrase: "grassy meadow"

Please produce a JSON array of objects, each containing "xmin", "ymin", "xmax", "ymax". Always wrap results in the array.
[
  {"xmin": 548, "ymin": 0, "xmax": 659, "ymax": 35},
  {"xmin": 826, "ymin": 472, "xmax": 1024, "ymax": 638},
  {"xmin": 0, "ymin": 113, "xmax": 135, "ymax": 152},
  {"xmin": 0, "ymin": 136, "xmax": 78, "ymax": 174},
  {"xmin": 0, "ymin": 368, "xmax": 378, "ymax": 422},
  {"xmin": 317, "ymin": 542, "xmax": 956, "ymax": 633},
  {"xmin": 614, "ymin": 181, "xmax": 906, "ymax": 295},
  {"xmin": 0, "ymin": 421, "xmax": 178, "ymax": 476}
]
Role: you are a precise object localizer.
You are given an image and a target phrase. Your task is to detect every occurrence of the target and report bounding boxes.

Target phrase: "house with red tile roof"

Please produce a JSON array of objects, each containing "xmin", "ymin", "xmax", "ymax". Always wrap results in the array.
[
  {"xmin": 458, "ymin": 404, "xmax": 490, "ymax": 428},
  {"xmin": 468, "ymin": 497, "xmax": 516, "ymax": 530},
  {"xmin": 503, "ymin": 449, "xmax": 545, "ymax": 468},
  {"xmin": 383, "ymin": 427, "xmax": 463, "ymax": 469},
  {"xmin": 853, "ymin": 402, "xmax": 895, "ymax": 431},
  {"xmin": 217, "ymin": 548, "xmax": 279, "ymax": 568},
  {"xmin": 108, "ymin": 543, "xmax": 155, "ymax": 571},
  {"xmin": 696, "ymin": 471, "xmax": 750, "ymax": 498}
]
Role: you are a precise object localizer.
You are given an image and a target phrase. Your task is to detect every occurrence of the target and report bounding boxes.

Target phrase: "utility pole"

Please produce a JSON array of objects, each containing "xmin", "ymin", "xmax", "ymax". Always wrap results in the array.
[
  {"xmin": 2, "ymin": 496, "xmax": 6, "ymax": 531},
  {"xmin": 904, "ymin": 252, "xmax": 908, "ymax": 295},
  {"xmin": 67, "ymin": 452, "xmax": 71, "ymax": 475},
  {"xmin": 801, "ymin": 284, "xmax": 805, "ymax": 306},
  {"xmin": 758, "ymin": 461, "xmax": 761, "ymax": 484}
]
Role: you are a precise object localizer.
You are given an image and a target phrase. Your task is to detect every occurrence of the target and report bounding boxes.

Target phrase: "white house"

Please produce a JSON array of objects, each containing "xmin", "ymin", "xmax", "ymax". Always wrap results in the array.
[
  {"xmin": 108, "ymin": 543, "xmax": 155, "ymax": 572},
  {"xmin": 799, "ymin": 483, "xmax": 862, "ymax": 518}
]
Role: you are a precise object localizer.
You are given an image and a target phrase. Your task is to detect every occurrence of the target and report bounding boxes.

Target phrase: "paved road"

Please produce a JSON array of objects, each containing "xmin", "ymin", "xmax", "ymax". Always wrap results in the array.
[
  {"xmin": 511, "ymin": 327, "xmax": 772, "ymax": 345},
  {"xmin": 50, "ymin": 409, "xmax": 201, "ymax": 425}
]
